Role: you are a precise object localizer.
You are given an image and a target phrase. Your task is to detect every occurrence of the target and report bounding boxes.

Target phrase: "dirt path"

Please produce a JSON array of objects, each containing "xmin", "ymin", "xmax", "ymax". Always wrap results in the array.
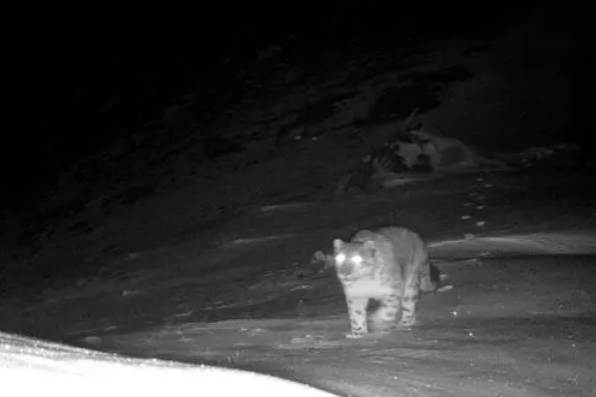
[
  {"xmin": 1, "ymin": 170, "xmax": 595, "ymax": 396},
  {"xmin": 102, "ymin": 255, "xmax": 596, "ymax": 397}
]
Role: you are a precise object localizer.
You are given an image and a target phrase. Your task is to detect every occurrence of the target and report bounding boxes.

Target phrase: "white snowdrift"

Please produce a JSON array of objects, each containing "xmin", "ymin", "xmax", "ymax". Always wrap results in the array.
[{"xmin": 0, "ymin": 331, "xmax": 339, "ymax": 397}]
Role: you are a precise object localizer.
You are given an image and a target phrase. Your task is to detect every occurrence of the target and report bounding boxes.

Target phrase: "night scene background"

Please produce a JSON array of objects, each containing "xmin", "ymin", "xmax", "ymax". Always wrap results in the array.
[{"xmin": 1, "ymin": 1, "xmax": 595, "ymax": 395}]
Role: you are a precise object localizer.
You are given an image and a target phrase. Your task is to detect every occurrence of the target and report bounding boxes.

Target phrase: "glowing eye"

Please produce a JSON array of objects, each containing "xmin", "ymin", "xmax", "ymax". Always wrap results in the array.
[
  {"xmin": 351, "ymin": 255, "xmax": 363, "ymax": 265},
  {"xmin": 334, "ymin": 253, "xmax": 346, "ymax": 264}
]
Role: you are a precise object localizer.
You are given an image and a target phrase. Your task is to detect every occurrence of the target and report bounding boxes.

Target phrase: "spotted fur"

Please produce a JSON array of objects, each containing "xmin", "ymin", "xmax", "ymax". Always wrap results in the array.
[{"xmin": 333, "ymin": 226, "xmax": 439, "ymax": 338}]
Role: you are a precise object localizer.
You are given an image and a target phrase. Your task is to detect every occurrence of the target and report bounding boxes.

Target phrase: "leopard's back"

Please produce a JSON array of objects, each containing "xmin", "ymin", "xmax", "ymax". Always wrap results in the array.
[{"xmin": 353, "ymin": 227, "xmax": 438, "ymax": 292}]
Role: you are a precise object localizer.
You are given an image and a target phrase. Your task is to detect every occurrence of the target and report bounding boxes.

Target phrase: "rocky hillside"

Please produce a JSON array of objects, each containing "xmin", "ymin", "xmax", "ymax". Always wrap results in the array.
[{"xmin": 0, "ymin": 0, "xmax": 592, "ymax": 292}]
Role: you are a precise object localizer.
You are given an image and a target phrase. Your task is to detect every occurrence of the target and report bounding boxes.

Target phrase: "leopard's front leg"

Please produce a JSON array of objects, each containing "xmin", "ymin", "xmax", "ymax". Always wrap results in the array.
[{"xmin": 345, "ymin": 296, "xmax": 369, "ymax": 339}]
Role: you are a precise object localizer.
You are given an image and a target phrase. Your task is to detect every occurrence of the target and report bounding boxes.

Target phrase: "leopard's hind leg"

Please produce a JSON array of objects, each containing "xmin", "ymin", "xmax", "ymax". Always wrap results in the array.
[
  {"xmin": 398, "ymin": 274, "xmax": 420, "ymax": 328},
  {"xmin": 370, "ymin": 292, "xmax": 402, "ymax": 331}
]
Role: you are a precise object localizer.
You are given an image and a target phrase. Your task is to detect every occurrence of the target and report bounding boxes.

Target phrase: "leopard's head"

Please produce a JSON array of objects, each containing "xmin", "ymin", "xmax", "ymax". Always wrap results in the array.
[{"xmin": 332, "ymin": 239, "xmax": 377, "ymax": 281}]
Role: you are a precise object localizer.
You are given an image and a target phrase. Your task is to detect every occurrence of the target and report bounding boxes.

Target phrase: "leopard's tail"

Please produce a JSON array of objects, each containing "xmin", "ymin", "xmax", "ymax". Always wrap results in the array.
[{"xmin": 420, "ymin": 261, "xmax": 441, "ymax": 292}]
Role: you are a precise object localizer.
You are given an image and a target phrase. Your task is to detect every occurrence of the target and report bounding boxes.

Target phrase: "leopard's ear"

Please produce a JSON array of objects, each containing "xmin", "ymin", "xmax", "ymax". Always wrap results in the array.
[{"xmin": 333, "ymin": 239, "xmax": 344, "ymax": 251}]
